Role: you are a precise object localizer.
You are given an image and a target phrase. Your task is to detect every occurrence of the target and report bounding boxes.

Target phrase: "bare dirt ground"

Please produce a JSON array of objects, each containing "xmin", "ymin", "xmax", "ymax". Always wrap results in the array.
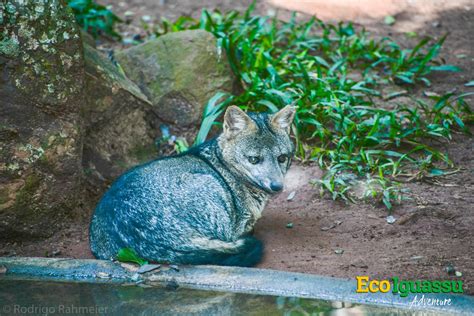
[{"xmin": 2, "ymin": 0, "xmax": 473, "ymax": 295}]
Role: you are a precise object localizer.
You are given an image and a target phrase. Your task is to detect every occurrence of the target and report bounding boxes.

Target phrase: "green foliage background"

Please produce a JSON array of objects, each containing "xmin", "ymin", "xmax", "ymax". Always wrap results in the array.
[{"xmin": 69, "ymin": 2, "xmax": 472, "ymax": 210}]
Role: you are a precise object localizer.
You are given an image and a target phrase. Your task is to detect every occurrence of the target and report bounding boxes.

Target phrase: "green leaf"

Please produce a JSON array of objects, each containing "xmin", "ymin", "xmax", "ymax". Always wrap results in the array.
[
  {"xmin": 257, "ymin": 100, "xmax": 279, "ymax": 113},
  {"xmin": 384, "ymin": 90, "xmax": 408, "ymax": 100},
  {"xmin": 429, "ymin": 168, "xmax": 446, "ymax": 176},
  {"xmin": 116, "ymin": 248, "xmax": 148, "ymax": 266},
  {"xmin": 430, "ymin": 65, "xmax": 461, "ymax": 72},
  {"xmin": 174, "ymin": 138, "xmax": 189, "ymax": 153},
  {"xmin": 465, "ymin": 81, "xmax": 474, "ymax": 87},
  {"xmin": 194, "ymin": 92, "xmax": 232, "ymax": 145},
  {"xmin": 395, "ymin": 74, "xmax": 414, "ymax": 84},
  {"xmin": 384, "ymin": 16, "xmax": 396, "ymax": 25}
]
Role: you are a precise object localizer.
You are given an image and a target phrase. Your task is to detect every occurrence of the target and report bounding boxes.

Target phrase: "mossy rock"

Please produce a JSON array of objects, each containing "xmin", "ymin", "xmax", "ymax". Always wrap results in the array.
[
  {"xmin": 82, "ymin": 43, "xmax": 159, "ymax": 185},
  {"xmin": 115, "ymin": 30, "xmax": 236, "ymax": 127},
  {"xmin": 0, "ymin": 0, "xmax": 84, "ymax": 108},
  {"xmin": 0, "ymin": 0, "xmax": 85, "ymax": 240}
]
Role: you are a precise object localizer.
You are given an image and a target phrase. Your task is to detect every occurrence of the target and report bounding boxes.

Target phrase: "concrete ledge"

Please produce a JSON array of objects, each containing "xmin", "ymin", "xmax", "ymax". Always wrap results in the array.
[{"xmin": 1, "ymin": 257, "xmax": 473, "ymax": 314}]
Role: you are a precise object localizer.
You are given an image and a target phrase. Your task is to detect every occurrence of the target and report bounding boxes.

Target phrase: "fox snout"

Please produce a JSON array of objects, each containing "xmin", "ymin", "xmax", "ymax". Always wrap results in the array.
[
  {"xmin": 261, "ymin": 178, "xmax": 284, "ymax": 194},
  {"xmin": 270, "ymin": 181, "xmax": 283, "ymax": 192}
]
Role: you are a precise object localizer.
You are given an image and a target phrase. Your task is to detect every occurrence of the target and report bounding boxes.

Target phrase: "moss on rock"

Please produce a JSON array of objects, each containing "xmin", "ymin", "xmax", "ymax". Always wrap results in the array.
[
  {"xmin": 116, "ymin": 30, "xmax": 236, "ymax": 127},
  {"xmin": 0, "ymin": 0, "xmax": 85, "ymax": 240},
  {"xmin": 1, "ymin": 0, "xmax": 84, "ymax": 108}
]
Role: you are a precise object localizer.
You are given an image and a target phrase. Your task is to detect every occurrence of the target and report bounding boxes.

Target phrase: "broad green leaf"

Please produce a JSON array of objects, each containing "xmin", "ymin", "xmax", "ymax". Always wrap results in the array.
[{"xmin": 116, "ymin": 248, "xmax": 148, "ymax": 266}]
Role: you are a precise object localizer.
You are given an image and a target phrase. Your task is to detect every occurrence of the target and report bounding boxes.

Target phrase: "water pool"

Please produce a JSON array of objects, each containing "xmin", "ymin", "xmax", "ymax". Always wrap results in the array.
[{"xmin": 0, "ymin": 278, "xmax": 451, "ymax": 315}]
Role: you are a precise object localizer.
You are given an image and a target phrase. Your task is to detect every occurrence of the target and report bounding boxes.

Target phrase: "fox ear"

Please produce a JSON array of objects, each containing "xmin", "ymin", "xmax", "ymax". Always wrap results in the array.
[
  {"xmin": 223, "ymin": 106, "xmax": 256, "ymax": 136},
  {"xmin": 271, "ymin": 105, "xmax": 296, "ymax": 132}
]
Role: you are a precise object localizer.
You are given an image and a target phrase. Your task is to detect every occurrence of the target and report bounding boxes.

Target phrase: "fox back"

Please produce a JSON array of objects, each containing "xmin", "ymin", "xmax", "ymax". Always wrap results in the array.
[{"xmin": 89, "ymin": 105, "xmax": 296, "ymax": 266}]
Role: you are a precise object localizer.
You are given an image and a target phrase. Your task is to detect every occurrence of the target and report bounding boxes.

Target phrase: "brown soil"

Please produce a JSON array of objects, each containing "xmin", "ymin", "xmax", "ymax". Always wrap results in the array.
[{"xmin": 2, "ymin": 0, "xmax": 473, "ymax": 295}]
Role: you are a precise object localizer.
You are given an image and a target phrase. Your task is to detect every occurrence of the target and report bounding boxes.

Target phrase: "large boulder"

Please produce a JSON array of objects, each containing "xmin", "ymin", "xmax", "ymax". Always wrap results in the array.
[
  {"xmin": 115, "ymin": 30, "xmax": 236, "ymax": 130},
  {"xmin": 82, "ymin": 43, "xmax": 159, "ymax": 187},
  {"xmin": 0, "ymin": 0, "xmax": 85, "ymax": 239}
]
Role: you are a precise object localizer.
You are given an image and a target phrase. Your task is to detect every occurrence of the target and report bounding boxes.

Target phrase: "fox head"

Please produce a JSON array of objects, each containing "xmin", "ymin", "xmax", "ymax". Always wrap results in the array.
[{"xmin": 218, "ymin": 105, "xmax": 296, "ymax": 194}]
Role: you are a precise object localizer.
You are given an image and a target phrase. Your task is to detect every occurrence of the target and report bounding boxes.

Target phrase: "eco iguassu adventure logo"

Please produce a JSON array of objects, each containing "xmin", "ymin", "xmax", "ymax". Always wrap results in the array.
[{"xmin": 356, "ymin": 276, "xmax": 464, "ymax": 308}]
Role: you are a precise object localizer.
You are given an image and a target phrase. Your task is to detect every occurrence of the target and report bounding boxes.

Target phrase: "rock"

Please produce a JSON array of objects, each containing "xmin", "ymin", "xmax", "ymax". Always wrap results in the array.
[
  {"xmin": 82, "ymin": 43, "xmax": 159, "ymax": 184},
  {"xmin": 80, "ymin": 30, "xmax": 95, "ymax": 48},
  {"xmin": 334, "ymin": 249, "xmax": 344, "ymax": 255},
  {"xmin": 115, "ymin": 30, "xmax": 236, "ymax": 132},
  {"xmin": 386, "ymin": 215, "xmax": 396, "ymax": 224},
  {"xmin": 0, "ymin": 0, "xmax": 85, "ymax": 239},
  {"xmin": 445, "ymin": 264, "xmax": 455, "ymax": 275}
]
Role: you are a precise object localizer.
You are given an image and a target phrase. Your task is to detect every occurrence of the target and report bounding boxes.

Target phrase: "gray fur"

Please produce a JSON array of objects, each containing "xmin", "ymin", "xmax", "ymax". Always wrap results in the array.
[{"xmin": 89, "ymin": 106, "xmax": 296, "ymax": 266}]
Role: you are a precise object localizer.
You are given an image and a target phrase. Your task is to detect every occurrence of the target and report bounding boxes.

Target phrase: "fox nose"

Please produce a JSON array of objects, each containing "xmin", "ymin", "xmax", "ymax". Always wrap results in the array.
[{"xmin": 270, "ymin": 181, "xmax": 283, "ymax": 192}]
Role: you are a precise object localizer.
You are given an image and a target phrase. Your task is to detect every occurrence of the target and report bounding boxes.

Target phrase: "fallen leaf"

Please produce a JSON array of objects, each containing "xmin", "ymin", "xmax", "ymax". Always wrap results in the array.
[
  {"xmin": 423, "ymin": 91, "xmax": 440, "ymax": 97},
  {"xmin": 287, "ymin": 191, "xmax": 296, "ymax": 201},
  {"xmin": 137, "ymin": 264, "xmax": 161, "ymax": 274},
  {"xmin": 384, "ymin": 90, "xmax": 408, "ymax": 100}
]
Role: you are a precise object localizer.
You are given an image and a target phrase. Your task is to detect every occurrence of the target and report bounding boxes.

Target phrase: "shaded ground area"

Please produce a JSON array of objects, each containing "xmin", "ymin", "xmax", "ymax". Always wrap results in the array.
[{"xmin": 1, "ymin": 0, "xmax": 473, "ymax": 295}]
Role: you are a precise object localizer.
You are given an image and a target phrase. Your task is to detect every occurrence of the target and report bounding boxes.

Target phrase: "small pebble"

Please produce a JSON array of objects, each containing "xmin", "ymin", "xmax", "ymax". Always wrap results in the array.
[
  {"xmin": 141, "ymin": 15, "xmax": 152, "ymax": 22},
  {"xmin": 386, "ymin": 215, "xmax": 396, "ymax": 224},
  {"xmin": 445, "ymin": 264, "xmax": 455, "ymax": 275},
  {"xmin": 96, "ymin": 272, "xmax": 110, "ymax": 279},
  {"xmin": 131, "ymin": 273, "xmax": 140, "ymax": 282}
]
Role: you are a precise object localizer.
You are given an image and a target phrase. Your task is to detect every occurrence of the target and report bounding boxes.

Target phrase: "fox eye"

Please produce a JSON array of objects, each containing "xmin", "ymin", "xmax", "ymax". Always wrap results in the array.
[
  {"xmin": 277, "ymin": 154, "xmax": 287, "ymax": 163},
  {"xmin": 248, "ymin": 156, "xmax": 261, "ymax": 164}
]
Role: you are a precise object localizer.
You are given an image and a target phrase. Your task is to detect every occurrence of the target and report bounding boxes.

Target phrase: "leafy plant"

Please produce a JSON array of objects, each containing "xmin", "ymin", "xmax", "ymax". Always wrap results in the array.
[
  {"xmin": 149, "ymin": 4, "xmax": 471, "ymax": 210},
  {"xmin": 194, "ymin": 92, "xmax": 234, "ymax": 145},
  {"xmin": 67, "ymin": 0, "xmax": 122, "ymax": 39},
  {"xmin": 116, "ymin": 248, "xmax": 148, "ymax": 266}
]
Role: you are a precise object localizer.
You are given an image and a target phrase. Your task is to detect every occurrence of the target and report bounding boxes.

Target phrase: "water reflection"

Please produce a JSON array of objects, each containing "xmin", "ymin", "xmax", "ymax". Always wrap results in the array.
[{"xmin": 0, "ymin": 279, "xmax": 446, "ymax": 315}]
